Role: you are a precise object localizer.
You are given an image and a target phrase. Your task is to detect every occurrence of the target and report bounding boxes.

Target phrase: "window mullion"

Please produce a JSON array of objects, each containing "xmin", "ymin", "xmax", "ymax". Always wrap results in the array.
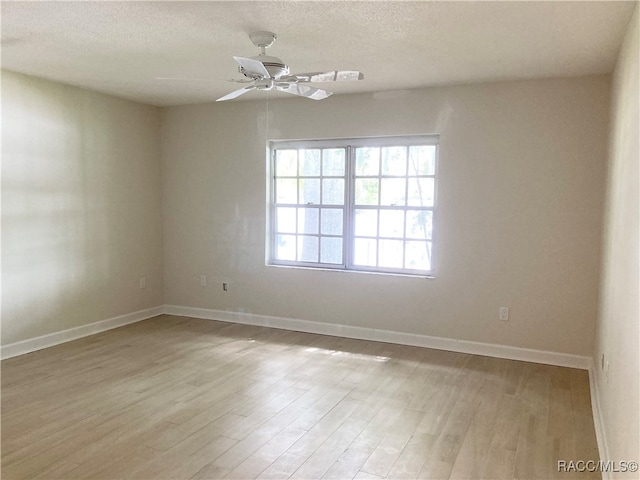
[
  {"xmin": 271, "ymin": 149, "xmax": 277, "ymax": 265},
  {"xmin": 376, "ymin": 148, "xmax": 382, "ymax": 268},
  {"xmin": 403, "ymin": 145, "xmax": 409, "ymax": 270},
  {"xmin": 295, "ymin": 149, "xmax": 300, "ymax": 261},
  {"xmin": 344, "ymin": 145, "xmax": 354, "ymax": 269}
]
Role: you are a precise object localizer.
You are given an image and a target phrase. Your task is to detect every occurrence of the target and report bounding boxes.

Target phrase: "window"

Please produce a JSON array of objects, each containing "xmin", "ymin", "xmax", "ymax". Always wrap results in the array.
[{"xmin": 269, "ymin": 136, "xmax": 437, "ymax": 276}]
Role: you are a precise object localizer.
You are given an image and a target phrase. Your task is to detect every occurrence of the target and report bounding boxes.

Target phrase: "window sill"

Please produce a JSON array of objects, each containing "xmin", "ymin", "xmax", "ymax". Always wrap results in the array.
[{"xmin": 266, "ymin": 263, "xmax": 435, "ymax": 280}]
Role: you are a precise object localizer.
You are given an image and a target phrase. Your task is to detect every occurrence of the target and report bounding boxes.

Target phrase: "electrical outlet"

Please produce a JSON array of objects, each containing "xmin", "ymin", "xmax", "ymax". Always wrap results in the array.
[
  {"xmin": 139, "ymin": 276, "xmax": 146, "ymax": 289},
  {"xmin": 200, "ymin": 275, "xmax": 207, "ymax": 287},
  {"xmin": 499, "ymin": 306, "xmax": 509, "ymax": 321}
]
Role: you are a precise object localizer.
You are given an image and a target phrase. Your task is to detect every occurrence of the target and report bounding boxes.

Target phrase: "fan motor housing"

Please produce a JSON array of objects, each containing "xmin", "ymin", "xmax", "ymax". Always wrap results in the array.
[
  {"xmin": 247, "ymin": 55, "xmax": 289, "ymax": 79},
  {"xmin": 254, "ymin": 78, "xmax": 273, "ymax": 91}
]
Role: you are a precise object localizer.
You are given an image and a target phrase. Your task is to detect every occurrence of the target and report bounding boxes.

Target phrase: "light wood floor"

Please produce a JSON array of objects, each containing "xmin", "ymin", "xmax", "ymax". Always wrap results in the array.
[{"xmin": 2, "ymin": 315, "xmax": 600, "ymax": 480}]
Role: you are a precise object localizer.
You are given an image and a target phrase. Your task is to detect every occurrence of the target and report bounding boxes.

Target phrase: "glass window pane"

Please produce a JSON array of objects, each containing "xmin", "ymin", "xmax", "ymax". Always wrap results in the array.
[
  {"xmin": 297, "ymin": 235, "xmax": 319, "ymax": 262},
  {"xmin": 406, "ymin": 210, "xmax": 433, "ymax": 240},
  {"xmin": 321, "ymin": 209, "xmax": 343, "ymax": 235},
  {"xmin": 320, "ymin": 237, "xmax": 343, "ymax": 264},
  {"xmin": 300, "ymin": 149, "xmax": 321, "ymax": 176},
  {"xmin": 272, "ymin": 138, "xmax": 436, "ymax": 274},
  {"xmin": 299, "ymin": 179, "xmax": 320, "ymax": 205},
  {"xmin": 322, "ymin": 179, "xmax": 344, "ymax": 205},
  {"xmin": 408, "ymin": 146, "xmax": 435, "ymax": 176},
  {"xmin": 379, "ymin": 239, "xmax": 404, "ymax": 268},
  {"xmin": 298, "ymin": 208, "xmax": 319, "ymax": 234},
  {"xmin": 322, "ymin": 149, "xmax": 345, "ymax": 176},
  {"xmin": 354, "ymin": 238, "xmax": 377, "ymax": 266},
  {"xmin": 355, "ymin": 179, "xmax": 379, "ymax": 205},
  {"xmin": 381, "ymin": 146, "xmax": 407, "ymax": 176},
  {"xmin": 407, "ymin": 178, "xmax": 434, "ymax": 206},
  {"xmin": 276, "ymin": 179, "xmax": 298, "ymax": 204},
  {"xmin": 354, "ymin": 209, "xmax": 378, "ymax": 237},
  {"xmin": 275, "ymin": 150, "xmax": 297, "ymax": 176},
  {"xmin": 380, "ymin": 178, "xmax": 406, "ymax": 206},
  {"xmin": 405, "ymin": 240, "xmax": 432, "ymax": 271},
  {"xmin": 379, "ymin": 209, "xmax": 404, "ymax": 238},
  {"xmin": 276, "ymin": 207, "xmax": 297, "ymax": 233},
  {"xmin": 355, "ymin": 147, "xmax": 380, "ymax": 176},
  {"xmin": 276, "ymin": 234, "xmax": 296, "ymax": 261}
]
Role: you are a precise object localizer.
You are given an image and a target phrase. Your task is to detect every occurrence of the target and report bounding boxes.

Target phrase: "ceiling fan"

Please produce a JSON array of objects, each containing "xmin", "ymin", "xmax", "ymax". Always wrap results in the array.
[{"xmin": 217, "ymin": 31, "xmax": 364, "ymax": 102}]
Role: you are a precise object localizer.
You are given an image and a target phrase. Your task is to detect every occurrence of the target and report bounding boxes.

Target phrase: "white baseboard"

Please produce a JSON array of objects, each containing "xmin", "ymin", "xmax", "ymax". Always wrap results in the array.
[
  {"xmin": 1, "ymin": 306, "xmax": 164, "ymax": 360},
  {"xmin": 2, "ymin": 304, "xmax": 593, "ymax": 371},
  {"xmin": 588, "ymin": 364, "xmax": 611, "ymax": 474},
  {"xmin": 163, "ymin": 305, "xmax": 592, "ymax": 370}
]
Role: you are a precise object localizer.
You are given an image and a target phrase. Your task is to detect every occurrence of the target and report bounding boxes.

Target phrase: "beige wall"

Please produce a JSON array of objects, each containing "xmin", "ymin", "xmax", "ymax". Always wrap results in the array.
[
  {"xmin": 1, "ymin": 70, "xmax": 164, "ymax": 345},
  {"xmin": 162, "ymin": 75, "xmax": 610, "ymax": 357},
  {"xmin": 594, "ymin": 5, "xmax": 639, "ymax": 472}
]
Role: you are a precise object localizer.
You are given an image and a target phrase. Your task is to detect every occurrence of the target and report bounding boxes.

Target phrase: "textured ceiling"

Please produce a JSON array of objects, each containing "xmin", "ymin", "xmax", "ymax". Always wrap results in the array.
[{"xmin": 1, "ymin": 1, "xmax": 635, "ymax": 106}]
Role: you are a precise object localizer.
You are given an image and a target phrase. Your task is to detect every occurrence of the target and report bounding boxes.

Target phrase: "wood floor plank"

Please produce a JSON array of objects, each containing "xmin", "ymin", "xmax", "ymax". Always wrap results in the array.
[
  {"xmin": 255, "ymin": 452, "xmax": 307, "ymax": 480},
  {"xmin": 321, "ymin": 441, "xmax": 377, "ymax": 480},
  {"xmin": 289, "ymin": 417, "xmax": 368, "ymax": 480},
  {"xmin": 286, "ymin": 398, "xmax": 361, "ymax": 458},
  {"xmin": 385, "ymin": 433, "xmax": 437, "ymax": 479},
  {"xmin": 223, "ymin": 425, "xmax": 308, "ymax": 479},
  {"xmin": 29, "ymin": 459, "xmax": 79, "ymax": 480},
  {"xmin": 1, "ymin": 315, "xmax": 601, "ymax": 480},
  {"xmin": 212, "ymin": 401, "xmax": 308, "ymax": 470}
]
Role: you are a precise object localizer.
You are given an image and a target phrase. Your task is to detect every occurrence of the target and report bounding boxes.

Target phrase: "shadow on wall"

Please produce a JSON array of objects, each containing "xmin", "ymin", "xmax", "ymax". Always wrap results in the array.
[{"xmin": 2, "ymin": 74, "xmax": 161, "ymax": 344}]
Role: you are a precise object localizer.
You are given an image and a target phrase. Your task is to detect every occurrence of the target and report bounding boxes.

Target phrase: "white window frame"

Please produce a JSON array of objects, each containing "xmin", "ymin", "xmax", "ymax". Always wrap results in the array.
[{"xmin": 268, "ymin": 135, "xmax": 438, "ymax": 277}]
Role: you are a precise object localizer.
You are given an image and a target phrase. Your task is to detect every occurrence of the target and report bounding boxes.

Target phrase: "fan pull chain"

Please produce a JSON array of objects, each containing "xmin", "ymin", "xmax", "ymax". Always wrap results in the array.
[{"xmin": 265, "ymin": 91, "xmax": 270, "ymax": 146}]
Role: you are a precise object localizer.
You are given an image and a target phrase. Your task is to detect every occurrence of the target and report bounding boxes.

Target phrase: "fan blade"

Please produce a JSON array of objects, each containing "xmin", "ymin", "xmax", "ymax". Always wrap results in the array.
[
  {"xmin": 228, "ymin": 78, "xmax": 255, "ymax": 84},
  {"xmin": 277, "ymin": 83, "xmax": 332, "ymax": 100},
  {"xmin": 287, "ymin": 70, "xmax": 364, "ymax": 83},
  {"xmin": 216, "ymin": 86, "xmax": 255, "ymax": 102},
  {"xmin": 233, "ymin": 56, "xmax": 271, "ymax": 78}
]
